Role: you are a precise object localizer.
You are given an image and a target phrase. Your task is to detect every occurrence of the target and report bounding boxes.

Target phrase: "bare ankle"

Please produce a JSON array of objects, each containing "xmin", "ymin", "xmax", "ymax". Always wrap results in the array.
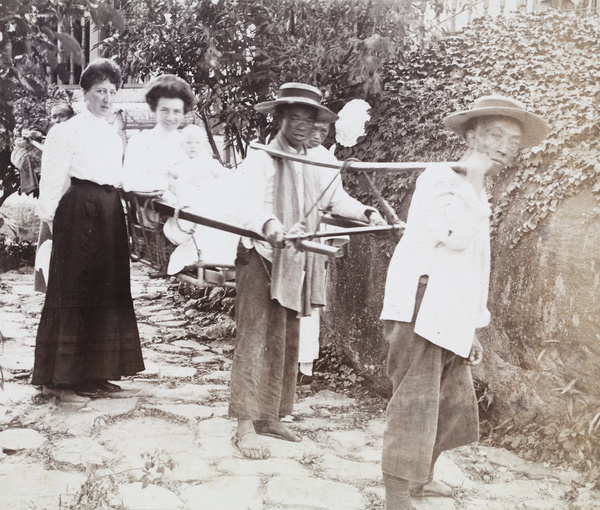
[{"xmin": 236, "ymin": 419, "xmax": 255, "ymax": 437}]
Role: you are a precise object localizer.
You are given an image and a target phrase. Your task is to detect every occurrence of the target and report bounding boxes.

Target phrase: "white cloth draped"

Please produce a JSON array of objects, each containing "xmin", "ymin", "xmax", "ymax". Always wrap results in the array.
[{"xmin": 162, "ymin": 154, "xmax": 240, "ymax": 274}]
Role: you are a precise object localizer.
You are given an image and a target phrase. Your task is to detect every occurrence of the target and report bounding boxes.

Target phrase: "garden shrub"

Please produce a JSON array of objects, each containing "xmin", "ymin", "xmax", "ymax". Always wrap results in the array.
[{"xmin": 0, "ymin": 233, "xmax": 35, "ymax": 272}]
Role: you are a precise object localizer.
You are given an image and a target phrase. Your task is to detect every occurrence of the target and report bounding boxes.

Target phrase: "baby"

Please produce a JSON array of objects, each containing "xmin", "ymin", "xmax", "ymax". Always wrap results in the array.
[
  {"xmin": 163, "ymin": 124, "xmax": 239, "ymax": 274},
  {"xmin": 167, "ymin": 124, "xmax": 220, "ymax": 197}
]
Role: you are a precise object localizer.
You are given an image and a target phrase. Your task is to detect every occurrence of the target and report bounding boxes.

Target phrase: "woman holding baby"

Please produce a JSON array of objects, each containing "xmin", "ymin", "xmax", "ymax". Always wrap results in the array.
[
  {"xmin": 122, "ymin": 74, "xmax": 237, "ymax": 273},
  {"xmin": 122, "ymin": 74, "xmax": 198, "ymax": 193}
]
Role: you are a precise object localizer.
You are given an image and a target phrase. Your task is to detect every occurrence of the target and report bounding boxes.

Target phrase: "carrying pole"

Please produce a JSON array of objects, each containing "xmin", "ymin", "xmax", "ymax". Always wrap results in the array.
[
  {"xmin": 152, "ymin": 200, "xmax": 341, "ymax": 257},
  {"xmin": 249, "ymin": 142, "xmax": 464, "ymax": 174},
  {"xmin": 285, "ymin": 224, "xmax": 404, "ymax": 240},
  {"xmin": 150, "ymin": 200, "xmax": 402, "ymax": 257}
]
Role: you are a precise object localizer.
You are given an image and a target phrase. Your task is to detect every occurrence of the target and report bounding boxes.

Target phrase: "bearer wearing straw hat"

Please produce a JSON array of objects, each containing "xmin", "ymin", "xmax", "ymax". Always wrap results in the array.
[
  {"xmin": 380, "ymin": 96, "xmax": 549, "ymax": 509},
  {"xmin": 229, "ymin": 83, "xmax": 387, "ymax": 459}
]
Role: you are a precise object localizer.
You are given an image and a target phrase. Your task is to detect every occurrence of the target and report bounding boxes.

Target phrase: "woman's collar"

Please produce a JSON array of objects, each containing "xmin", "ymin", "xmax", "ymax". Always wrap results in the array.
[
  {"xmin": 153, "ymin": 124, "xmax": 180, "ymax": 137},
  {"xmin": 82, "ymin": 106, "xmax": 108, "ymax": 123}
]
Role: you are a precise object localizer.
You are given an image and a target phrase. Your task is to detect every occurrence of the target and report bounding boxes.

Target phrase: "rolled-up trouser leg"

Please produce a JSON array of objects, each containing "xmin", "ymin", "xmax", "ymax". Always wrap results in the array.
[{"xmin": 383, "ymin": 473, "xmax": 414, "ymax": 510}]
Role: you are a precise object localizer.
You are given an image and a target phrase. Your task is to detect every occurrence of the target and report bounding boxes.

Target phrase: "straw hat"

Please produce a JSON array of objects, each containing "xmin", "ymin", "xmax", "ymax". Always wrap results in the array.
[
  {"xmin": 443, "ymin": 95, "xmax": 549, "ymax": 147},
  {"xmin": 254, "ymin": 83, "xmax": 338, "ymax": 123}
]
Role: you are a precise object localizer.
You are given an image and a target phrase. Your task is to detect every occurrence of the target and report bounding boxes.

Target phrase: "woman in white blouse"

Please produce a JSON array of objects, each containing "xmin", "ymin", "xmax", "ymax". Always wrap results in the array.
[
  {"xmin": 32, "ymin": 58, "xmax": 144, "ymax": 398},
  {"xmin": 122, "ymin": 74, "xmax": 197, "ymax": 194}
]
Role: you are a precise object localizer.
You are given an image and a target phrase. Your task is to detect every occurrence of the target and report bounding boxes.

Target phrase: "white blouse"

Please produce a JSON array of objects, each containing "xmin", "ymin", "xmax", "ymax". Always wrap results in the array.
[
  {"xmin": 122, "ymin": 126, "xmax": 186, "ymax": 193},
  {"xmin": 37, "ymin": 108, "xmax": 123, "ymax": 223}
]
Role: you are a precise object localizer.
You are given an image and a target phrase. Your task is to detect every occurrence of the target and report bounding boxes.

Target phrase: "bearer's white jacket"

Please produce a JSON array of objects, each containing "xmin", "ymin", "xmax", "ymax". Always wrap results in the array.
[{"xmin": 380, "ymin": 163, "xmax": 491, "ymax": 358}]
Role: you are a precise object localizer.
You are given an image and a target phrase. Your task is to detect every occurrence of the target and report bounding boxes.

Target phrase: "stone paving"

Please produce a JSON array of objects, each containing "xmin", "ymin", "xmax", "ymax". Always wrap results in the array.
[{"xmin": 1, "ymin": 264, "xmax": 599, "ymax": 510}]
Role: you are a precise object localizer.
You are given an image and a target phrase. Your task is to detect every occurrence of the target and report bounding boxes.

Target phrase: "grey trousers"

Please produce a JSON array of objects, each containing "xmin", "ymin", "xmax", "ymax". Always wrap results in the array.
[
  {"xmin": 228, "ymin": 249, "xmax": 299, "ymax": 421},
  {"xmin": 382, "ymin": 282, "xmax": 479, "ymax": 483}
]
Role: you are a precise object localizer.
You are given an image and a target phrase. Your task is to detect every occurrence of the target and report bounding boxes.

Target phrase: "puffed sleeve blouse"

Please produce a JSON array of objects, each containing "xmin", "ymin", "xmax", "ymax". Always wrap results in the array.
[{"xmin": 37, "ymin": 108, "xmax": 123, "ymax": 223}]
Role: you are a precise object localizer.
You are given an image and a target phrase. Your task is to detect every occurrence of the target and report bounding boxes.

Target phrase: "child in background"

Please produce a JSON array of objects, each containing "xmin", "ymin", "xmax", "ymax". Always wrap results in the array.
[
  {"xmin": 163, "ymin": 124, "xmax": 240, "ymax": 274},
  {"xmin": 298, "ymin": 121, "xmax": 350, "ymax": 383}
]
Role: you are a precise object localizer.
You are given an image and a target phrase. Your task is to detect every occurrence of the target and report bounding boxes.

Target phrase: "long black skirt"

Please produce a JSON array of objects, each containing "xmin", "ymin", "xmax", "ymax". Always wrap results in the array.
[{"xmin": 31, "ymin": 178, "xmax": 145, "ymax": 386}]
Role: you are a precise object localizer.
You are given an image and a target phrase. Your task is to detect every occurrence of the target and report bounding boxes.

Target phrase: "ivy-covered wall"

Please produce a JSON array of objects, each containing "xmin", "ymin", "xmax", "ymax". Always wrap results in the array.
[{"xmin": 322, "ymin": 10, "xmax": 600, "ymax": 470}]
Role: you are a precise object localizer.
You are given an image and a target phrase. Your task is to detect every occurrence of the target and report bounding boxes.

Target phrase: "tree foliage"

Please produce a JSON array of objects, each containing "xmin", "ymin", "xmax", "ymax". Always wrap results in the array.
[
  {"xmin": 106, "ymin": 3, "xmax": 599, "ymax": 246},
  {"xmin": 104, "ymin": 0, "xmax": 414, "ymax": 157},
  {"xmin": 0, "ymin": 0, "xmax": 124, "ymax": 202}
]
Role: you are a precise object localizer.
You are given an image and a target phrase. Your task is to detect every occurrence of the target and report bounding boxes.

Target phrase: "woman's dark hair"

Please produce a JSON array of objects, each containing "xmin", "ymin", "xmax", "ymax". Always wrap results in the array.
[
  {"xmin": 79, "ymin": 58, "xmax": 122, "ymax": 92},
  {"xmin": 145, "ymin": 74, "xmax": 197, "ymax": 114}
]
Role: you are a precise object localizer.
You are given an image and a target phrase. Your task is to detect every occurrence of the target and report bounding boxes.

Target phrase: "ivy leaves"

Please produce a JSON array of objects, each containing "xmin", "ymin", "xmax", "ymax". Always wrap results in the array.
[{"xmin": 351, "ymin": 11, "xmax": 599, "ymax": 244}]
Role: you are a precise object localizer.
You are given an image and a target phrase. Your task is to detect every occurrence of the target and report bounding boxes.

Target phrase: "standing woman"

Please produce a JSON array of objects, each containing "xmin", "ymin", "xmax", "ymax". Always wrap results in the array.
[
  {"xmin": 122, "ymin": 74, "xmax": 197, "ymax": 193},
  {"xmin": 32, "ymin": 58, "xmax": 145, "ymax": 398}
]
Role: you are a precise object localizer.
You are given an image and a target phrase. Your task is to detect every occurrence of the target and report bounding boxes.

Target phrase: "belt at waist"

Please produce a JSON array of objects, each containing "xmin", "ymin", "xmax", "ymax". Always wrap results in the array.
[{"xmin": 71, "ymin": 177, "xmax": 116, "ymax": 192}]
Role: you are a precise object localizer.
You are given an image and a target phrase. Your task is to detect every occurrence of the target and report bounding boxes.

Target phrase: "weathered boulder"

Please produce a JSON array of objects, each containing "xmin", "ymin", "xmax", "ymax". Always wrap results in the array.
[
  {"xmin": 321, "ymin": 232, "xmax": 394, "ymax": 398},
  {"xmin": 323, "ymin": 187, "xmax": 600, "ymax": 427},
  {"xmin": 476, "ymin": 187, "xmax": 600, "ymax": 425}
]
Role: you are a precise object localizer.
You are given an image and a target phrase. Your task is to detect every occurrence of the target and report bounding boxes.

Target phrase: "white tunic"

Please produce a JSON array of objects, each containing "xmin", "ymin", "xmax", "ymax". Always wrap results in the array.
[
  {"xmin": 380, "ymin": 163, "xmax": 491, "ymax": 358},
  {"xmin": 122, "ymin": 126, "xmax": 186, "ymax": 193},
  {"xmin": 237, "ymin": 143, "xmax": 373, "ymax": 263}
]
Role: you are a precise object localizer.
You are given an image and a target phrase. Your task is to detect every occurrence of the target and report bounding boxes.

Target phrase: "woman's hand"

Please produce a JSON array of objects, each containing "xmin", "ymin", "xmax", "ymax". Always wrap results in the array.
[{"xmin": 464, "ymin": 335, "xmax": 484, "ymax": 366}]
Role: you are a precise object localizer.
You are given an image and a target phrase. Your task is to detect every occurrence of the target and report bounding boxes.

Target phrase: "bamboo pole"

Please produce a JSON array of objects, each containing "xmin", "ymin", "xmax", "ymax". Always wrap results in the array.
[
  {"xmin": 249, "ymin": 142, "xmax": 464, "ymax": 174},
  {"xmin": 148, "ymin": 199, "xmax": 400, "ymax": 257}
]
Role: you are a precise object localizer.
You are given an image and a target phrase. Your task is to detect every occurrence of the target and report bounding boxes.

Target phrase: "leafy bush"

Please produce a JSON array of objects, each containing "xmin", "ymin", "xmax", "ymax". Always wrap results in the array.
[
  {"xmin": 103, "ymin": 0, "xmax": 415, "ymax": 157},
  {"xmin": 0, "ymin": 233, "xmax": 35, "ymax": 272},
  {"xmin": 488, "ymin": 408, "xmax": 600, "ymax": 478}
]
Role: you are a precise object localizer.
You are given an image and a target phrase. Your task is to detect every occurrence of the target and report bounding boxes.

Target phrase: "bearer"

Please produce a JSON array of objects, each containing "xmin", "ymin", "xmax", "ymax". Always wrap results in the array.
[
  {"xmin": 379, "ymin": 95, "xmax": 549, "ymax": 509},
  {"xmin": 229, "ymin": 82, "xmax": 387, "ymax": 459}
]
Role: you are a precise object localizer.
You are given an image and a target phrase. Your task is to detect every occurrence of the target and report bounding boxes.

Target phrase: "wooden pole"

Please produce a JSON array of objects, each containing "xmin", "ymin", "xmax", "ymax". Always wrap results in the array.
[{"xmin": 249, "ymin": 142, "xmax": 464, "ymax": 174}]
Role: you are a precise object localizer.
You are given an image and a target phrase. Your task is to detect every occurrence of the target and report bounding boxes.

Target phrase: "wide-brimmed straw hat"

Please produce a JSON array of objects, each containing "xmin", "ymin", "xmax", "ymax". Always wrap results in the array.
[
  {"xmin": 254, "ymin": 83, "xmax": 338, "ymax": 123},
  {"xmin": 443, "ymin": 95, "xmax": 549, "ymax": 147}
]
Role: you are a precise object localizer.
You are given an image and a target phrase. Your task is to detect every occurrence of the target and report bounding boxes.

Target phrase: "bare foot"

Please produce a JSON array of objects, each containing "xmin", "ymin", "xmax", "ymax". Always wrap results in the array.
[
  {"xmin": 232, "ymin": 419, "xmax": 270, "ymax": 460},
  {"xmin": 416, "ymin": 479, "xmax": 453, "ymax": 497},
  {"xmin": 254, "ymin": 420, "xmax": 301, "ymax": 442},
  {"xmin": 232, "ymin": 431, "xmax": 270, "ymax": 460}
]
